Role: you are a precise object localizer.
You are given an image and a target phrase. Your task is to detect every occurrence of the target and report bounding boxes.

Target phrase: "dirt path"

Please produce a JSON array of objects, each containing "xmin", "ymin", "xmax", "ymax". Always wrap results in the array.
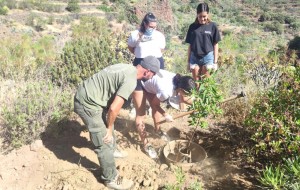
[{"xmin": 0, "ymin": 108, "xmax": 259, "ymax": 190}]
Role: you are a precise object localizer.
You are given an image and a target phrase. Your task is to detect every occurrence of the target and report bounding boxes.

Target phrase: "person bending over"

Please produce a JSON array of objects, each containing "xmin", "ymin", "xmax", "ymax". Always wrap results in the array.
[
  {"xmin": 139, "ymin": 69, "xmax": 196, "ymax": 158},
  {"xmin": 74, "ymin": 56, "xmax": 161, "ymax": 189}
]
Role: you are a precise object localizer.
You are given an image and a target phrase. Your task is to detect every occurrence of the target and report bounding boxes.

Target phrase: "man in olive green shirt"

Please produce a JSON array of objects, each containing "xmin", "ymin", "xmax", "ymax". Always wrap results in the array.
[{"xmin": 74, "ymin": 56, "xmax": 161, "ymax": 190}]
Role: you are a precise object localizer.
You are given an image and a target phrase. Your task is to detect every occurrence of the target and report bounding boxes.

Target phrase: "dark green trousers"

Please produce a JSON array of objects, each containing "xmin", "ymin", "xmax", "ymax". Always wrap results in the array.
[{"xmin": 74, "ymin": 97, "xmax": 117, "ymax": 182}]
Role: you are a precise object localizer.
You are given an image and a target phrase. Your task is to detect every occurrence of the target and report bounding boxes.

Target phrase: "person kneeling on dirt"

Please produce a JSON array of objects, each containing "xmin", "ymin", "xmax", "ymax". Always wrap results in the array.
[
  {"xmin": 73, "ymin": 56, "xmax": 161, "ymax": 190},
  {"xmin": 137, "ymin": 69, "xmax": 196, "ymax": 158}
]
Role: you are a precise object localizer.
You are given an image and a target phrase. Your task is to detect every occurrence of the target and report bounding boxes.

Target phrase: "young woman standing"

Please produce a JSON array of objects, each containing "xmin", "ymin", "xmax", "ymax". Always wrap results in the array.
[
  {"xmin": 127, "ymin": 12, "xmax": 166, "ymax": 139},
  {"xmin": 185, "ymin": 3, "xmax": 221, "ymax": 82}
]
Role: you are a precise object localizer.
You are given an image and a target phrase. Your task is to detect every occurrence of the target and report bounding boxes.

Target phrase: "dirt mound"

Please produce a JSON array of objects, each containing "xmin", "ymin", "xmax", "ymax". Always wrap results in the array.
[{"xmin": 0, "ymin": 108, "xmax": 259, "ymax": 190}]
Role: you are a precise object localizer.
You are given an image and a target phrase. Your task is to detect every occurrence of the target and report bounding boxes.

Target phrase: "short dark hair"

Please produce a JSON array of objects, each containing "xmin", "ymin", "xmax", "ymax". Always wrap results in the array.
[
  {"xmin": 197, "ymin": 3, "xmax": 209, "ymax": 14},
  {"xmin": 140, "ymin": 12, "xmax": 157, "ymax": 33}
]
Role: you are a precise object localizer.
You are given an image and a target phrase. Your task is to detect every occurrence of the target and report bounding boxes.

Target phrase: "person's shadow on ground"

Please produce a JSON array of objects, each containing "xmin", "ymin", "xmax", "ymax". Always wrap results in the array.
[
  {"xmin": 41, "ymin": 115, "xmax": 159, "ymax": 183},
  {"xmin": 41, "ymin": 119, "xmax": 102, "ymax": 179}
]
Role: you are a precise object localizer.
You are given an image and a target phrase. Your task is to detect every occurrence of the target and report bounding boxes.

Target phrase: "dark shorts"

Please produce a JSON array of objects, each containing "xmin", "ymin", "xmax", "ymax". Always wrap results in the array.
[{"xmin": 133, "ymin": 57, "xmax": 165, "ymax": 91}]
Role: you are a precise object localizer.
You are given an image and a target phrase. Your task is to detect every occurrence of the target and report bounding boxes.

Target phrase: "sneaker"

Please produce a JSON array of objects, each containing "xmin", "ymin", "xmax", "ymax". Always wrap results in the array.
[
  {"xmin": 158, "ymin": 130, "xmax": 170, "ymax": 142},
  {"xmin": 144, "ymin": 144, "xmax": 158, "ymax": 159},
  {"xmin": 105, "ymin": 175, "xmax": 134, "ymax": 190},
  {"xmin": 113, "ymin": 149, "xmax": 128, "ymax": 158}
]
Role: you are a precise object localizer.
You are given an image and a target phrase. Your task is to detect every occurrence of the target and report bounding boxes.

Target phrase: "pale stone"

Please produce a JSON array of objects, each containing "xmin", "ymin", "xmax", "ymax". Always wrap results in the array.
[
  {"xmin": 30, "ymin": 140, "xmax": 44, "ymax": 151},
  {"xmin": 159, "ymin": 164, "xmax": 168, "ymax": 171}
]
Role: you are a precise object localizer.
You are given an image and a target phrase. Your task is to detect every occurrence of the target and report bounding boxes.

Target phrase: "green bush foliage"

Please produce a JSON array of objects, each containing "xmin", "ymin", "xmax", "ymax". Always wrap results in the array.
[
  {"xmin": 66, "ymin": 0, "xmax": 80, "ymax": 13},
  {"xmin": 26, "ymin": 13, "xmax": 47, "ymax": 31},
  {"xmin": 288, "ymin": 36, "xmax": 300, "ymax": 51},
  {"xmin": 97, "ymin": 4, "xmax": 113, "ymax": 12},
  {"xmin": 2, "ymin": 81, "xmax": 73, "ymax": 148},
  {"xmin": 189, "ymin": 75, "xmax": 223, "ymax": 129},
  {"xmin": 259, "ymin": 165, "xmax": 286, "ymax": 190},
  {"xmin": 290, "ymin": 21, "xmax": 300, "ymax": 30},
  {"xmin": 51, "ymin": 17, "xmax": 132, "ymax": 86},
  {"xmin": 245, "ymin": 65, "xmax": 300, "ymax": 161},
  {"xmin": 9, "ymin": 0, "xmax": 63, "ymax": 12},
  {"xmin": 164, "ymin": 167, "xmax": 203, "ymax": 190},
  {"xmin": 263, "ymin": 21, "xmax": 284, "ymax": 34},
  {"xmin": 259, "ymin": 156, "xmax": 300, "ymax": 189},
  {"xmin": 0, "ymin": 5, "xmax": 8, "ymax": 15},
  {"xmin": 0, "ymin": 35, "xmax": 56, "ymax": 80},
  {"xmin": 53, "ymin": 37, "xmax": 115, "ymax": 85}
]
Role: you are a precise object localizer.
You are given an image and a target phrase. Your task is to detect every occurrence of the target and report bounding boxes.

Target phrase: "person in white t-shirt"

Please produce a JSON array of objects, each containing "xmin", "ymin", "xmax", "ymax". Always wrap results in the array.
[
  {"xmin": 127, "ymin": 12, "xmax": 166, "ymax": 148},
  {"xmin": 139, "ymin": 69, "xmax": 196, "ymax": 158}
]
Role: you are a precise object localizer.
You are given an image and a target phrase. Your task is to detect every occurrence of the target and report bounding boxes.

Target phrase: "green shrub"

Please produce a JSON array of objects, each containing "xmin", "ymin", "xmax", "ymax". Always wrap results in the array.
[
  {"xmin": 189, "ymin": 74, "xmax": 223, "ymax": 129},
  {"xmin": 164, "ymin": 167, "xmax": 203, "ymax": 190},
  {"xmin": 26, "ymin": 13, "xmax": 47, "ymax": 31},
  {"xmin": 260, "ymin": 156, "xmax": 300, "ymax": 189},
  {"xmin": 290, "ymin": 21, "xmax": 300, "ymax": 31},
  {"xmin": 97, "ymin": 4, "xmax": 113, "ymax": 12},
  {"xmin": 2, "ymin": 80, "xmax": 73, "ymax": 148},
  {"xmin": 259, "ymin": 165, "xmax": 286, "ymax": 190},
  {"xmin": 0, "ymin": 35, "xmax": 56, "ymax": 80},
  {"xmin": 51, "ymin": 17, "xmax": 132, "ymax": 86},
  {"xmin": 284, "ymin": 156, "xmax": 300, "ymax": 182},
  {"xmin": 71, "ymin": 16, "xmax": 111, "ymax": 39},
  {"xmin": 288, "ymin": 36, "xmax": 300, "ymax": 51},
  {"xmin": 264, "ymin": 21, "xmax": 284, "ymax": 34},
  {"xmin": 0, "ymin": 5, "xmax": 9, "ymax": 15},
  {"xmin": 66, "ymin": 0, "xmax": 80, "ymax": 13},
  {"xmin": 245, "ymin": 65, "xmax": 300, "ymax": 161},
  {"xmin": 4, "ymin": 0, "xmax": 17, "ymax": 9},
  {"xmin": 177, "ymin": 4, "xmax": 192, "ymax": 13}
]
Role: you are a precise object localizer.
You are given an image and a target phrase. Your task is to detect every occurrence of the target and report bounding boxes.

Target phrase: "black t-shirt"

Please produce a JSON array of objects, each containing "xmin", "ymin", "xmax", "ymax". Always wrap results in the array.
[{"xmin": 185, "ymin": 22, "xmax": 221, "ymax": 58}]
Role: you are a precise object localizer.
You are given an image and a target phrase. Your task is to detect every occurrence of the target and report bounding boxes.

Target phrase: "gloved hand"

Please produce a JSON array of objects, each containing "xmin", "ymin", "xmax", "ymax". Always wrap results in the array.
[
  {"xmin": 213, "ymin": 63, "xmax": 218, "ymax": 71},
  {"xmin": 164, "ymin": 114, "xmax": 174, "ymax": 122}
]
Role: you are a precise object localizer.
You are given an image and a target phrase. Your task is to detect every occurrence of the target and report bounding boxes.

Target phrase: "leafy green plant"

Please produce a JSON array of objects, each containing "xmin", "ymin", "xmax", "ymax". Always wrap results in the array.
[
  {"xmin": 0, "ymin": 35, "xmax": 56, "ymax": 80},
  {"xmin": 163, "ymin": 167, "xmax": 203, "ymax": 190},
  {"xmin": 284, "ymin": 156, "xmax": 300, "ymax": 183},
  {"xmin": 259, "ymin": 156, "xmax": 300, "ymax": 190},
  {"xmin": 66, "ymin": 0, "xmax": 80, "ymax": 13},
  {"xmin": 2, "ymin": 80, "xmax": 73, "ymax": 148},
  {"xmin": 245, "ymin": 63, "xmax": 300, "ymax": 161},
  {"xmin": 51, "ymin": 17, "xmax": 132, "ymax": 86},
  {"xmin": 288, "ymin": 36, "xmax": 300, "ymax": 51},
  {"xmin": 263, "ymin": 21, "xmax": 284, "ymax": 34},
  {"xmin": 189, "ymin": 75, "xmax": 223, "ymax": 129},
  {"xmin": 26, "ymin": 13, "xmax": 47, "ymax": 31},
  {"xmin": 290, "ymin": 21, "xmax": 300, "ymax": 30},
  {"xmin": 0, "ymin": 5, "xmax": 8, "ymax": 15},
  {"xmin": 97, "ymin": 4, "xmax": 113, "ymax": 12},
  {"xmin": 259, "ymin": 165, "xmax": 286, "ymax": 190}
]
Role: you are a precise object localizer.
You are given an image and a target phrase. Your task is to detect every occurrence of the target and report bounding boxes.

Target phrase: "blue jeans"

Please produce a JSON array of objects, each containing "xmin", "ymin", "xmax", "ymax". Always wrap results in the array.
[
  {"xmin": 189, "ymin": 51, "xmax": 214, "ymax": 69},
  {"xmin": 74, "ymin": 97, "xmax": 117, "ymax": 182}
]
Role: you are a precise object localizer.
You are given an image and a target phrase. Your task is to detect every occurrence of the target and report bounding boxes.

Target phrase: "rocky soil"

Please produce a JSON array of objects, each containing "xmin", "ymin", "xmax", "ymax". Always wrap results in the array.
[{"xmin": 0, "ymin": 107, "xmax": 260, "ymax": 190}]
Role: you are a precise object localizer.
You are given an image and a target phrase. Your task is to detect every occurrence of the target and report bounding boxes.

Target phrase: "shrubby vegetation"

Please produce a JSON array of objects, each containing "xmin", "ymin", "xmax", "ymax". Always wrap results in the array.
[
  {"xmin": 51, "ymin": 17, "xmax": 132, "ymax": 86},
  {"xmin": 66, "ymin": 0, "xmax": 80, "ymax": 13},
  {"xmin": 246, "ymin": 64, "xmax": 299, "ymax": 159},
  {"xmin": 2, "ymin": 80, "xmax": 73, "ymax": 148},
  {"xmin": 0, "ymin": 35, "xmax": 56, "ymax": 80},
  {"xmin": 164, "ymin": 167, "xmax": 203, "ymax": 190},
  {"xmin": 3, "ymin": 0, "xmax": 64, "ymax": 13},
  {"xmin": 0, "ymin": 0, "xmax": 299, "ymax": 189}
]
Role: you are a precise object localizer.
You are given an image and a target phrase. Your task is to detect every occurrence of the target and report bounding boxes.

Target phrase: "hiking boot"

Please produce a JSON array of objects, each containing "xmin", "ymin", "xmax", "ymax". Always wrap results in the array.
[
  {"xmin": 113, "ymin": 149, "xmax": 128, "ymax": 158},
  {"xmin": 144, "ymin": 144, "xmax": 158, "ymax": 159},
  {"xmin": 158, "ymin": 130, "xmax": 170, "ymax": 142},
  {"xmin": 105, "ymin": 175, "xmax": 134, "ymax": 190}
]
